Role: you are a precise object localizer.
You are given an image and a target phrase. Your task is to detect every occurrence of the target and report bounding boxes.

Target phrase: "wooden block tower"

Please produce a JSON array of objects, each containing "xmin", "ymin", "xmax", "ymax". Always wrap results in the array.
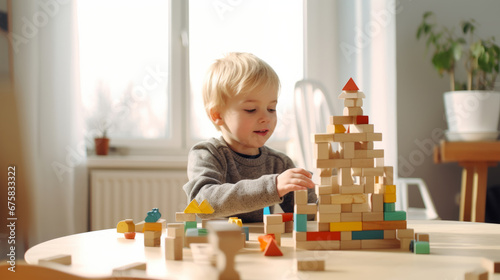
[{"xmin": 294, "ymin": 78, "xmax": 413, "ymax": 251}]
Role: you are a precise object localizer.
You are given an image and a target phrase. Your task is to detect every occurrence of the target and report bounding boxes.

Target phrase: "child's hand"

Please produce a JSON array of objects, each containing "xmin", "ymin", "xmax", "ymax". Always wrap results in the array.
[{"xmin": 276, "ymin": 168, "xmax": 315, "ymax": 198}]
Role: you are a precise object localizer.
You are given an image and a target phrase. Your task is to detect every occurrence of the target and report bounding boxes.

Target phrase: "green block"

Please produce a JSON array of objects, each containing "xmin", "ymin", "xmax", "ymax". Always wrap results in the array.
[
  {"xmin": 352, "ymin": 230, "xmax": 384, "ymax": 240},
  {"xmin": 384, "ymin": 203, "xmax": 396, "ymax": 212},
  {"xmin": 414, "ymin": 241, "xmax": 430, "ymax": 254},
  {"xmin": 294, "ymin": 213, "xmax": 307, "ymax": 232},
  {"xmin": 384, "ymin": 211, "xmax": 406, "ymax": 221},
  {"xmin": 184, "ymin": 221, "xmax": 197, "ymax": 232}
]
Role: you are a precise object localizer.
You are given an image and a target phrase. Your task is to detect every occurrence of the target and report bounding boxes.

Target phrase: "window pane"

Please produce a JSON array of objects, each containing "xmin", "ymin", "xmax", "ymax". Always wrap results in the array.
[
  {"xmin": 78, "ymin": 0, "xmax": 169, "ymax": 140},
  {"xmin": 189, "ymin": 0, "xmax": 303, "ymax": 141}
]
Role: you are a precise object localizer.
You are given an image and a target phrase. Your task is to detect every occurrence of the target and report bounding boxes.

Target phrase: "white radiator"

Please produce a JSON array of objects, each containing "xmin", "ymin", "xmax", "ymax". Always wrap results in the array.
[{"xmin": 90, "ymin": 170, "xmax": 188, "ymax": 230}]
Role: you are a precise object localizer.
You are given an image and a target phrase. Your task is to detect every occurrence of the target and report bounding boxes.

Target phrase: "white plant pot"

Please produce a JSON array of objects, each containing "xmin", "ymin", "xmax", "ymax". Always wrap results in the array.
[{"xmin": 444, "ymin": 91, "xmax": 500, "ymax": 141}]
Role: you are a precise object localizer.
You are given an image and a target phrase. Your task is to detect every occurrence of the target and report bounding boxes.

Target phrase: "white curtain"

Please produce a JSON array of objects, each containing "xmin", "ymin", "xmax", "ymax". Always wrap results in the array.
[
  {"xmin": 12, "ymin": 0, "xmax": 87, "ymax": 246},
  {"xmin": 305, "ymin": 0, "xmax": 398, "ymax": 175}
]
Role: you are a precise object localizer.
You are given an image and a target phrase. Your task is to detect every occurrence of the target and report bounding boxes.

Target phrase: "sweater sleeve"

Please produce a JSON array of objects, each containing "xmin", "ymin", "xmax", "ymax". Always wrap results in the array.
[{"xmin": 182, "ymin": 144, "xmax": 283, "ymax": 219}]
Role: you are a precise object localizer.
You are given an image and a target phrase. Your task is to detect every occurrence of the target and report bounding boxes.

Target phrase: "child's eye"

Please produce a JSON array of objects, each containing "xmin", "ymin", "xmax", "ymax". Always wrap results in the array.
[
  {"xmin": 268, "ymin": 108, "xmax": 276, "ymax": 113},
  {"xmin": 244, "ymin": 109, "xmax": 256, "ymax": 113}
]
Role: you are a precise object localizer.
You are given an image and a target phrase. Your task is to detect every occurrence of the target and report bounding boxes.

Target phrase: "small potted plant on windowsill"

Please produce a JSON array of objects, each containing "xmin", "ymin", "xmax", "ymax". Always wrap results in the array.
[
  {"xmin": 416, "ymin": 12, "xmax": 500, "ymax": 141},
  {"xmin": 94, "ymin": 120, "xmax": 111, "ymax": 156}
]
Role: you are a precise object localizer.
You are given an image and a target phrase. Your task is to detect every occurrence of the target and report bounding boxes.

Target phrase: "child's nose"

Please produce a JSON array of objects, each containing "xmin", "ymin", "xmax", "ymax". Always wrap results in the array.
[{"xmin": 259, "ymin": 112, "xmax": 272, "ymax": 123}]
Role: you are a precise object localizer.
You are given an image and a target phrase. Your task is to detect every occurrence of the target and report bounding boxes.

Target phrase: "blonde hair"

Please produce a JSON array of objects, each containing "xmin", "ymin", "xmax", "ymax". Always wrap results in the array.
[{"xmin": 202, "ymin": 52, "xmax": 280, "ymax": 130}]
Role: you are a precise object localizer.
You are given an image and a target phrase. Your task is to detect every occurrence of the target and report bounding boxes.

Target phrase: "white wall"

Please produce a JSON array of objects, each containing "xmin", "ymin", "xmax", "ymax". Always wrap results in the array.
[{"xmin": 396, "ymin": 0, "xmax": 500, "ymax": 220}]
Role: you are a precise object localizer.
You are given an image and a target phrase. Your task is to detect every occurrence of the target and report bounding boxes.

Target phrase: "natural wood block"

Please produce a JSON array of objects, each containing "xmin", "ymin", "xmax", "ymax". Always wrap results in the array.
[
  {"xmin": 362, "ymin": 220, "xmax": 407, "ymax": 230},
  {"xmin": 175, "ymin": 212, "xmax": 196, "ymax": 222},
  {"xmin": 340, "ymin": 240, "xmax": 361, "ymax": 250},
  {"xmin": 340, "ymin": 142, "xmax": 355, "ymax": 159},
  {"xmin": 318, "ymin": 204, "xmax": 341, "ymax": 213},
  {"xmin": 330, "ymin": 115, "xmax": 354, "ymax": 125},
  {"xmin": 363, "ymin": 167, "xmax": 385, "ymax": 176},
  {"xmin": 366, "ymin": 150, "xmax": 384, "ymax": 158},
  {"xmin": 351, "ymin": 168, "xmax": 362, "ymax": 176},
  {"xmin": 320, "ymin": 176, "xmax": 332, "ymax": 186},
  {"xmin": 338, "ymin": 168, "xmax": 353, "ymax": 185},
  {"xmin": 349, "ymin": 124, "xmax": 374, "ymax": 133},
  {"xmin": 294, "ymin": 231, "xmax": 307, "ymax": 241},
  {"xmin": 415, "ymin": 233, "xmax": 430, "ymax": 242},
  {"xmin": 295, "ymin": 240, "xmax": 340, "ymax": 250},
  {"xmin": 344, "ymin": 98, "xmax": 363, "ymax": 107},
  {"xmin": 355, "ymin": 141, "xmax": 373, "ymax": 150},
  {"xmin": 366, "ymin": 132, "xmax": 382, "ymax": 141},
  {"xmin": 326, "ymin": 124, "xmax": 347, "ymax": 134},
  {"xmin": 314, "ymin": 143, "xmax": 331, "ymax": 160},
  {"xmin": 185, "ymin": 236, "xmax": 208, "ymax": 246},
  {"xmin": 334, "ymin": 133, "xmax": 366, "ymax": 142},
  {"xmin": 144, "ymin": 231, "xmax": 161, "ymax": 247},
  {"xmin": 316, "ymin": 185, "xmax": 332, "ymax": 195},
  {"xmin": 371, "ymin": 194, "xmax": 384, "ymax": 212},
  {"xmin": 400, "ymin": 238, "xmax": 412, "ymax": 251},
  {"xmin": 38, "ymin": 254, "xmax": 72, "ymax": 265},
  {"xmin": 397, "ymin": 228, "xmax": 415, "ymax": 239},
  {"xmin": 167, "ymin": 223, "xmax": 185, "ymax": 238},
  {"xmin": 384, "ymin": 166, "xmax": 394, "ymax": 185},
  {"xmin": 384, "ymin": 230, "xmax": 397, "ymax": 240},
  {"xmin": 297, "ymin": 259, "xmax": 325, "ymax": 271},
  {"xmin": 375, "ymin": 157, "xmax": 385, "ymax": 167},
  {"xmin": 165, "ymin": 236, "xmax": 183, "ymax": 261},
  {"xmin": 340, "ymin": 213, "xmax": 362, "ymax": 222},
  {"xmin": 340, "ymin": 231, "xmax": 352, "ymax": 241},
  {"xmin": 314, "ymin": 133, "xmax": 335, "ymax": 143},
  {"xmin": 295, "ymin": 190, "xmax": 308, "ymax": 205},
  {"xmin": 317, "ymin": 213, "xmax": 341, "ymax": 223},
  {"xmin": 316, "ymin": 222, "xmax": 331, "ymax": 232},
  {"xmin": 361, "ymin": 239, "xmax": 400, "ymax": 249},
  {"xmin": 330, "ymin": 194, "xmax": 368, "ymax": 205},
  {"xmin": 316, "ymin": 159, "xmax": 352, "ymax": 169},
  {"xmin": 352, "ymin": 203, "xmax": 371, "ymax": 213},
  {"xmin": 362, "ymin": 212, "xmax": 384, "ymax": 221},
  {"xmin": 265, "ymin": 223, "xmax": 285, "ymax": 234},
  {"xmin": 343, "ymin": 107, "xmax": 363, "ymax": 116},
  {"xmin": 340, "ymin": 185, "xmax": 364, "ymax": 194},
  {"xmin": 341, "ymin": 204, "xmax": 352, "ymax": 213},
  {"xmin": 295, "ymin": 203, "xmax": 318, "ymax": 215},
  {"xmin": 264, "ymin": 214, "xmax": 284, "ymax": 225},
  {"xmin": 319, "ymin": 168, "xmax": 333, "ymax": 177},
  {"xmin": 464, "ymin": 268, "xmax": 489, "ymax": 280},
  {"xmin": 318, "ymin": 194, "xmax": 331, "ymax": 204},
  {"xmin": 351, "ymin": 159, "xmax": 374, "ymax": 168},
  {"xmin": 332, "ymin": 183, "xmax": 340, "ymax": 194}
]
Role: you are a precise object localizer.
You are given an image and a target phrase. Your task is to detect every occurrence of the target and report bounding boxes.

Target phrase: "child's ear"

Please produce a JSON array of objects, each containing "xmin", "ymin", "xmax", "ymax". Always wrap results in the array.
[{"xmin": 209, "ymin": 108, "xmax": 224, "ymax": 126}]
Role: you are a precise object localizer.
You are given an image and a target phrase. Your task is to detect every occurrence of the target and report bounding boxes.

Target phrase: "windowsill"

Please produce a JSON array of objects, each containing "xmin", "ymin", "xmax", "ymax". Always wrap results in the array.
[{"xmin": 87, "ymin": 155, "xmax": 188, "ymax": 169}]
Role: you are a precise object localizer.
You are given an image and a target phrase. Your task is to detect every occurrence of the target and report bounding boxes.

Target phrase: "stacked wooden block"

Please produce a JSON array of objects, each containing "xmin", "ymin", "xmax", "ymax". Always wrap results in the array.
[
  {"xmin": 165, "ymin": 223, "xmax": 184, "ymax": 260},
  {"xmin": 294, "ymin": 78, "xmax": 414, "ymax": 251},
  {"xmin": 264, "ymin": 214, "xmax": 285, "ymax": 246}
]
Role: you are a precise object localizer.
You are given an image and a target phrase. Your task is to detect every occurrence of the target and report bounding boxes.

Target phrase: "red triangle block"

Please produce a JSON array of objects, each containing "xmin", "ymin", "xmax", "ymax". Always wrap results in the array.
[
  {"xmin": 343, "ymin": 78, "xmax": 359, "ymax": 91},
  {"xmin": 264, "ymin": 239, "xmax": 283, "ymax": 256}
]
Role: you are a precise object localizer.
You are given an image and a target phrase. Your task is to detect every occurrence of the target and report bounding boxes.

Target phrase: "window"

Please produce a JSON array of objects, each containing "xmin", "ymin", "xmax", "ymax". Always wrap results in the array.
[
  {"xmin": 78, "ymin": 0, "xmax": 170, "ymax": 144},
  {"xmin": 78, "ymin": 0, "xmax": 303, "ymax": 153},
  {"xmin": 188, "ymin": 0, "xmax": 303, "ymax": 144}
]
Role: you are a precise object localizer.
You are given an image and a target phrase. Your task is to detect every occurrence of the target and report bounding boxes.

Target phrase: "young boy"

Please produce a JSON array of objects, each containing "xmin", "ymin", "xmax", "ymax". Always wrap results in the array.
[{"xmin": 183, "ymin": 52, "xmax": 316, "ymax": 222}]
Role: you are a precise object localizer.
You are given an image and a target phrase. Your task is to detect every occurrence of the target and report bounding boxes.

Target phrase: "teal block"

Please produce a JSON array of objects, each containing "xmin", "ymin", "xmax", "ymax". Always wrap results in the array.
[
  {"xmin": 414, "ymin": 241, "xmax": 430, "ymax": 254},
  {"xmin": 384, "ymin": 203, "xmax": 396, "ymax": 212},
  {"xmin": 242, "ymin": 226, "xmax": 249, "ymax": 241},
  {"xmin": 352, "ymin": 230, "xmax": 384, "ymax": 240},
  {"xmin": 185, "ymin": 228, "xmax": 199, "ymax": 237},
  {"xmin": 294, "ymin": 213, "xmax": 307, "ymax": 232},
  {"xmin": 384, "ymin": 211, "xmax": 407, "ymax": 221},
  {"xmin": 184, "ymin": 221, "xmax": 197, "ymax": 232},
  {"xmin": 263, "ymin": 207, "xmax": 271, "ymax": 215}
]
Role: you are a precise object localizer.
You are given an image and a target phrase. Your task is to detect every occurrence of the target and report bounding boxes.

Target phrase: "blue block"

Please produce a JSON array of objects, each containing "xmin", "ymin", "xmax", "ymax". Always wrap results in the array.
[
  {"xmin": 384, "ymin": 211, "xmax": 406, "ymax": 221},
  {"xmin": 294, "ymin": 213, "xmax": 307, "ymax": 232},
  {"xmin": 242, "ymin": 226, "xmax": 249, "ymax": 241},
  {"xmin": 263, "ymin": 207, "xmax": 271, "ymax": 215},
  {"xmin": 352, "ymin": 230, "xmax": 384, "ymax": 240},
  {"xmin": 384, "ymin": 203, "xmax": 396, "ymax": 212}
]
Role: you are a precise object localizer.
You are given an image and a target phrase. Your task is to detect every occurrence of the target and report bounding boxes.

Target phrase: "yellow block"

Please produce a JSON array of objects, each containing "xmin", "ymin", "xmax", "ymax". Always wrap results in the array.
[
  {"xmin": 198, "ymin": 199, "xmax": 215, "ymax": 214},
  {"xmin": 184, "ymin": 199, "xmax": 201, "ymax": 213},
  {"xmin": 330, "ymin": 222, "xmax": 362, "ymax": 232},
  {"xmin": 143, "ymin": 222, "xmax": 162, "ymax": 232},
  {"xmin": 384, "ymin": 193, "xmax": 397, "ymax": 203},
  {"xmin": 334, "ymin": 124, "xmax": 346, "ymax": 133},
  {"xmin": 228, "ymin": 217, "xmax": 243, "ymax": 227},
  {"xmin": 117, "ymin": 219, "xmax": 135, "ymax": 233},
  {"xmin": 384, "ymin": 185, "xmax": 396, "ymax": 194}
]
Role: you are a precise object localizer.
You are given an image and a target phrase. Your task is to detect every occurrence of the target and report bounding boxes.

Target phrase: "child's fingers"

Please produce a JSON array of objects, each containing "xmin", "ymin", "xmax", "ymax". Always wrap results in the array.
[{"xmin": 290, "ymin": 168, "xmax": 313, "ymax": 178}]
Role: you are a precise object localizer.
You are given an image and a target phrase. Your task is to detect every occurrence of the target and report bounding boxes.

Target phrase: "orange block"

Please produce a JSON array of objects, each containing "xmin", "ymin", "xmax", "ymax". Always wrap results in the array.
[
  {"xmin": 279, "ymin": 213, "xmax": 294, "ymax": 222},
  {"xmin": 258, "ymin": 234, "xmax": 275, "ymax": 252},
  {"xmin": 142, "ymin": 222, "xmax": 162, "ymax": 232},
  {"xmin": 264, "ymin": 239, "xmax": 283, "ymax": 257},
  {"xmin": 343, "ymin": 77, "xmax": 359, "ymax": 91}
]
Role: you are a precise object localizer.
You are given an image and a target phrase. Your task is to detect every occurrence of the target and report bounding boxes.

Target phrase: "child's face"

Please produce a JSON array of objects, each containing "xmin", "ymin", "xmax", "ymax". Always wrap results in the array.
[{"xmin": 217, "ymin": 85, "xmax": 278, "ymax": 155}]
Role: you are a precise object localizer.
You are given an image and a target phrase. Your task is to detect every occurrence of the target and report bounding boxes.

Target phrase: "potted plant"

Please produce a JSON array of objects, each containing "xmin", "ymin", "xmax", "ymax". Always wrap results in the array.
[
  {"xmin": 416, "ymin": 12, "xmax": 500, "ymax": 141},
  {"xmin": 94, "ymin": 120, "xmax": 111, "ymax": 156}
]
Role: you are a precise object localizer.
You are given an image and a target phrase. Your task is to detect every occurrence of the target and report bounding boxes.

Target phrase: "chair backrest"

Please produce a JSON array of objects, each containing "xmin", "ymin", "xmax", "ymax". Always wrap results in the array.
[{"xmin": 292, "ymin": 80, "xmax": 335, "ymax": 172}]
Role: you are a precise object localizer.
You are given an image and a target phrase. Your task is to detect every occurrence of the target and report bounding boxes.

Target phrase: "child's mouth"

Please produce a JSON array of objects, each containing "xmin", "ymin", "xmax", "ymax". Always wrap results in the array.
[{"xmin": 254, "ymin": 129, "xmax": 269, "ymax": 136}]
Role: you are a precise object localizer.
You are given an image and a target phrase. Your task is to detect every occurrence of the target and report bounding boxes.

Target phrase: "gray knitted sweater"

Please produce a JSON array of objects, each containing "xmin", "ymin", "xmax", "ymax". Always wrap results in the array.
[{"xmin": 183, "ymin": 137, "xmax": 316, "ymax": 223}]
